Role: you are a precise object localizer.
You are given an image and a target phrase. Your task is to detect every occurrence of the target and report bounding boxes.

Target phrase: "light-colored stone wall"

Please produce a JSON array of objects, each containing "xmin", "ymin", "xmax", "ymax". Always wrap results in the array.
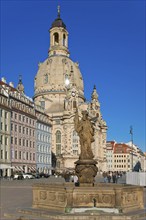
[{"xmin": 33, "ymin": 14, "xmax": 108, "ymax": 172}]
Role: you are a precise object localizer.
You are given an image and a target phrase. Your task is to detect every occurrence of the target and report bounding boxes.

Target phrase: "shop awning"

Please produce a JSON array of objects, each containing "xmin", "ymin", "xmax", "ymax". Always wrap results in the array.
[
  {"xmin": 14, "ymin": 166, "xmax": 21, "ymax": 171},
  {"xmin": 19, "ymin": 166, "xmax": 24, "ymax": 171},
  {"xmin": 31, "ymin": 167, "xmax": 36, "ymax": 171}
]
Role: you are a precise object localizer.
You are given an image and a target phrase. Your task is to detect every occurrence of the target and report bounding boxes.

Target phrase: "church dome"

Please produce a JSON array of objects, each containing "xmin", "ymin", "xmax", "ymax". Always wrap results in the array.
[
  {"xmin": 34, "ymin": 55, "xmax": 84, "ymax": 100},
  {"xmin": 33, "ymin": 6, "xmax": 84, "ymax": 112}
]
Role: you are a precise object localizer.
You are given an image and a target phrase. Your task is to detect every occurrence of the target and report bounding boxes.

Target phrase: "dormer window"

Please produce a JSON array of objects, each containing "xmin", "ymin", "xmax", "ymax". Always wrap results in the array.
[{"xmin": 54, "ymin": 32, "xmax": 59, "ymax": 45}]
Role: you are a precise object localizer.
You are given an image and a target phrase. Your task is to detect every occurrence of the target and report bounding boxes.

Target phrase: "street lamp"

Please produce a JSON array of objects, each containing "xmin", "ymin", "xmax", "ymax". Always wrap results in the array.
[{"xmin": 130, "ymin": 126, "xmax": 133, "ymax": 171}]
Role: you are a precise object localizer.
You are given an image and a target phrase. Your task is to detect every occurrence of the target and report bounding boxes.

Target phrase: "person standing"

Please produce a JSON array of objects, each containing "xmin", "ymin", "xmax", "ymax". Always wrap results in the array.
[
  {"xmin": 73, "ymin": 175, "xmax": 79, "ymax": 186},
  {"xmin": 112, "ymin": 172, "xmax": 116, "ymax": 183},
  {"xmin": 107, "ymin": 172, "xmax": 111, "ymax": 183}
]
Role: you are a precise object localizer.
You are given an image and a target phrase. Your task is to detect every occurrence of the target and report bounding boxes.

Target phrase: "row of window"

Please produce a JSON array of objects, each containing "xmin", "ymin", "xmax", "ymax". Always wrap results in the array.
[
  {"xmin": 1, "ymin": 111, "xmax": 50, "ymax": 134},
  {"xmin": 37, "ymin": 145, "xmax": 51, "ymax": 153},
  {"xmin": 114, "ymin": 165, "xmax": 130, "ymax": 168},
  {"xmin": 37, "ymin": 155, "xmax": 50, "ymax": 163},
  {"xmin": 11, "ymin": 112, "xmax": 35, "ymax": 126},
  {"xmin": 11, "ymin": 124, "xmax": 35, "ymax": 136},
  {"xmin": 1, "ymin": 128, "xmax": 78, "ymax": 158},
  {"xmin": 0, "ymin": 110, "xmax": 9, "ymax": 119},
  {"xmin": 11, "ymin": 137, "xmax": 35, "ymax": 148},
  {"xmin": 0, "ymin": 123, "xmax": 9, "ymax": 132},
  {"xmin": 0, "ymin": 150, "xmax": 9, "ymax": 160},
  {"xmin": 107, "ymin": 155, "xmax": 129, "ymax": 158},
  {"xmin": 107, "ymin": 160, "xmax": 112, "ymax": 163},
  {"xmin": 1, "ymin": 150, "xmax": 51, "ymax": 163},
  {"xmin": 37, "ymin": 133, "xmax": 50, "ymax": 143},
  {"xmin": 0, "ymin": 136, "xmax": 9, "ymax": 145},
  {"xmin": 37, "ymin": 123, "xmax": 50, "ymax": 132},
  {"xmin": 114, "ymin": 159, "xmax": 130, "ymax": 163},
  {"xmin": 106, "ymin": 155, "xmax": 113, "ymax": 157},
  {"xmin": 114, "ymin": 155, "xmax": 127, "ymax": 157},
  {"xmin": 12, "ymin": 151, "xmax": 35, "ymax": 161}
]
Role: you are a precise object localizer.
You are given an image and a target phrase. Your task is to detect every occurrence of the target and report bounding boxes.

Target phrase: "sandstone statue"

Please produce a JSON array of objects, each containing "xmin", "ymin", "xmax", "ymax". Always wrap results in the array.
[{"xmin": 74, "ymin": 110, "xmax": 95, "ymax": 160}]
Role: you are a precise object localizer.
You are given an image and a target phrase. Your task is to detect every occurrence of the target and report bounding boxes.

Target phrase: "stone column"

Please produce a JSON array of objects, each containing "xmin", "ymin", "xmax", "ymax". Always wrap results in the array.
[
  {"xmin": 25, "ymin": 165, "xmax": 28, "ymax": 173},
  {"xmin": 7, "ymin": 169, "xmax": 11, "ymax": 177},
  {"xmin": 3, "ymin": 169, "xmax": 6, "ymax": 177}
]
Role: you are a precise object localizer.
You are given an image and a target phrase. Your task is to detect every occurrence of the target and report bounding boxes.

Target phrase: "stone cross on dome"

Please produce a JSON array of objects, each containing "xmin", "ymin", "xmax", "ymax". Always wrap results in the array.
[{"xmin": 57, "ymin": 5, "xmax": 60, "ymax": 18}]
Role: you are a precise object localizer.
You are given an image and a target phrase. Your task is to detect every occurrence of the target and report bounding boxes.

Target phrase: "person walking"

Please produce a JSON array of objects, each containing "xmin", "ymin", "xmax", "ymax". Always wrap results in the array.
[
  {"xmin": 102, "ymin": 172, "xmax": 107, "ymax": 183},
  {"xmin": 112, "ymin": 172, "xmax": 116, "ymax": 183},
  {"xmin": 107, "ymin": 172, "xmax": 111, "ymax": 183},
  {"xmin": 73, "ymin": 175, "xmax": 79, "ymax": 186}
]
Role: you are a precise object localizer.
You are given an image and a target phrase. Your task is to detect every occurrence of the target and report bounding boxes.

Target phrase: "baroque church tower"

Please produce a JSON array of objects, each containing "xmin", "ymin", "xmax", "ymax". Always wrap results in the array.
[{"xmin": 34, "ymin": 7, "xmax": 107, "ymax": 172}]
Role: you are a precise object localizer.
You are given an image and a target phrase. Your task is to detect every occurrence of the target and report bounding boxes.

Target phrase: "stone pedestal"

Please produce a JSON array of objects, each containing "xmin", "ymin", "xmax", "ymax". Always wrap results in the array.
[
  {"xmin": 75, "ymin": 159, "xmax": 98, "ymax": 186},
  {"xmin": 32, "ymin": 183, "xmax": 144, "ymax": 213}
]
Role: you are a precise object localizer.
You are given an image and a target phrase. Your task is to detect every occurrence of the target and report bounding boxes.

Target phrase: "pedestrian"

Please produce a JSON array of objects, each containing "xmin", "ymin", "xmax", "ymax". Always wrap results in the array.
[
  {"xmin": 107, "ymin": 172, "xmax": 111, "ymax": 183},
  {"xmin": 73, "ymin": 175, "xmax": 79, "ymax": 186},
  {"xmin": 102, "ymin": 172, "xmax": 107, "ymax": 183},
  {"xmin": 112, "ymin": 172, "xmax": 116, "ymax": 183}
]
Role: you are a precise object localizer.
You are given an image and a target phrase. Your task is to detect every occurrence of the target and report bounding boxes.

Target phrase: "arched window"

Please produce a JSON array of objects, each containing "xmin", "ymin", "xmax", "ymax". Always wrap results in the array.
[
  {"xmin": 56, "ymin": 130, "xmax": 61, "ymax": 155},
  {"xmin": 63, "ymin": 34, "xmax": 66, "ymax": 46},
  {"xmin": 72, "ymin": 130, "xmax": 79, "ymax": 155},
  {"xmin": 40, "ymin": 101, "xmax": 45, "ymax": 109},
  {"xmin": 73, "ymin": 101, "xmax": 77, "ymax": 109},
  {"xmin": 44, "ymin": 74, "xmax": 48, "ymax": 84},
  {"xmin": 56, "ymin": 161, "xmax": 60, "ymax": 168},
  {"xmin": 54, "ymin": 32, "xmax": 59, "ymax": 45}
]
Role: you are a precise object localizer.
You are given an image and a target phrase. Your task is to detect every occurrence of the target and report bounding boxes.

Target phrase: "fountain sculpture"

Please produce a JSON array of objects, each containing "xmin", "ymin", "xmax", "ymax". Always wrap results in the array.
[{"xmin": 32, "ymin": 109, "xmax": 144, "ymax": 215}]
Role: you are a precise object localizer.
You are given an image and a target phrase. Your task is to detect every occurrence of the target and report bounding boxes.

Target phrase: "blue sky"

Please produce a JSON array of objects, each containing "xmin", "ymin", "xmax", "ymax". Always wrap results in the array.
[{"xmin": 1, "ymin": 0, "xmax": 145, "ymax": 152}]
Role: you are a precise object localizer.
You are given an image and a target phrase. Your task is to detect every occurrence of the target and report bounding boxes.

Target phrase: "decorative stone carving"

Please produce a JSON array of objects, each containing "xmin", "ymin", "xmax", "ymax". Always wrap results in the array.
[
  {"xmin": 58, "ymin": 193, "xmax": 66, "ymax": 202},
  {"xmin": 122, "ymin": 191, "xmax": 139, "ymax": 206},
  {"xmin": 32, "ymin": 183, "xmax": 144, "ymax": 213},
  {"xmin": 74, "ymin": 109, "xmax": 98, "ymax": 185},
  {"xmin": 75, "ymin": 161, "xmax": 98, "ymax": 184},
  {"xmin": 48, "ymin": 192, "xmax": 56, "ymax": 201},
  {"xmin": 40, "ymin": 191, "xmax": 47, "ymax": 200}
]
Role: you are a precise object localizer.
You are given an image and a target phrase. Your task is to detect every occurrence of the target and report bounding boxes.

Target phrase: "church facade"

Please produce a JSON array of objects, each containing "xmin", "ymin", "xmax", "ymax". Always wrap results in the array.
[{"xmin": 33, "ymin": 8, "xmax": 107, "ymax": 172}]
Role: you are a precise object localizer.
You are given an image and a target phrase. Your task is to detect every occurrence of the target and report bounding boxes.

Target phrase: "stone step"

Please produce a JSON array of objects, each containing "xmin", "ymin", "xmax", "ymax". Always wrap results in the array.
[
  {"xmin": 4, "ymin": 207, "xmax": 146, "ymax": 220},
  {"xmin": 4, "ymin": 213, "xmax": 52, "ymax": 220},
  {"xmin": 125, "ymin": 208, "xmax": 146, "ymax": 219}
]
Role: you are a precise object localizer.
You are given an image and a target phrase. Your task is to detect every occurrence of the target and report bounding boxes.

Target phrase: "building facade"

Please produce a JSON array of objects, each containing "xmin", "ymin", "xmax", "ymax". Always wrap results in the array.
[
  {"xmin": 33, "ymin": 8, "xmax": 107, "ymax": 172},
  {"xmin": 106, "ymin": 141, "xmax": 146, "ymax": 172},
  {"xmin": 0, "ymin": 77, "xmax": 52, "ymax": 177},
  {"xmin": 10, "ymin": 89, "xmax": 36, "ymax": 173},
  {"xmin": 0, "ymin": 80, "xmax": 11, "ymax": 176},
  {"xmin": 36, "ymin": 106, "xmax": 52, "ymax": 174},
  {"xmin": 106, "ymin": 141, "xmax": 115, "ymax": 171}
]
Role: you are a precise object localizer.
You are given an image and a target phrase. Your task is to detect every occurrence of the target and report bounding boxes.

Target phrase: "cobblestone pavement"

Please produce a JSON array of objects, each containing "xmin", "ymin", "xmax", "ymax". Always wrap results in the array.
[
  {"xmin": 0, "ymin": 176, "xmax": 145, "ymax": 220},
  {"xmin": 0, "ymin": 178, "xmax": 52, "ymax": 220}
]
